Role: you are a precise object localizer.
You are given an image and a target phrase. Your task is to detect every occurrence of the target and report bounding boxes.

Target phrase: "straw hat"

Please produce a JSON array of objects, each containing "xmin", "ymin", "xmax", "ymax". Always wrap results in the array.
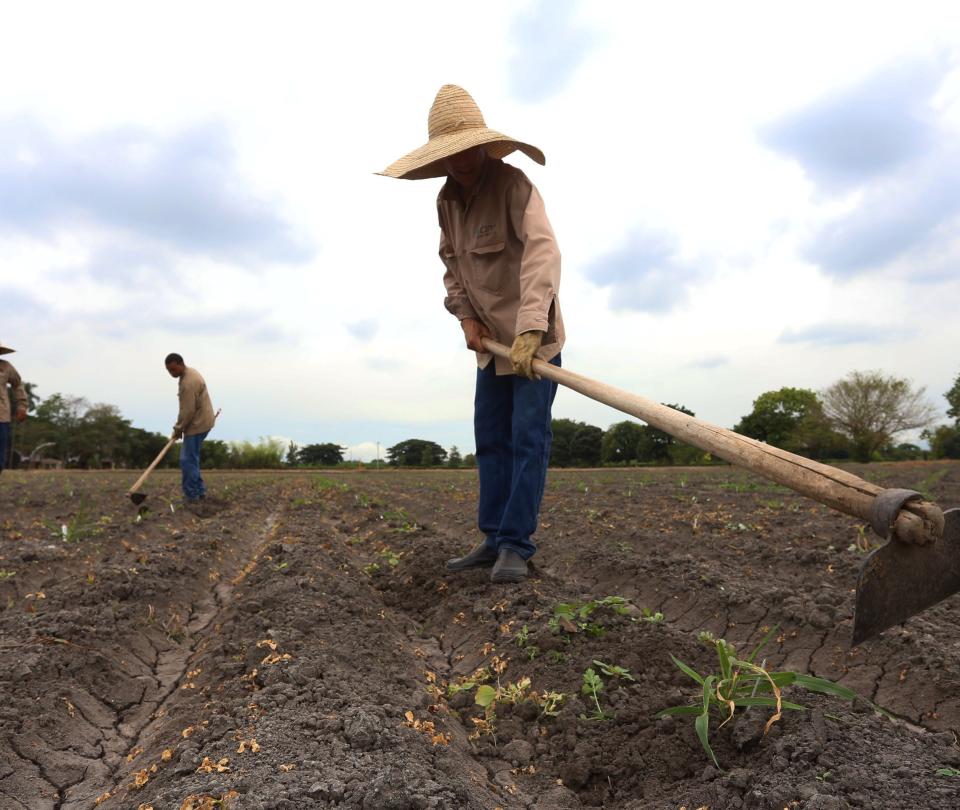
[
  {"xmin": 0, "ymin": 339, "xmax": 14, "ymax": 356},
  {"xmin": 379, "ymin": 84, "xmax": 545, "ymax": 180}
]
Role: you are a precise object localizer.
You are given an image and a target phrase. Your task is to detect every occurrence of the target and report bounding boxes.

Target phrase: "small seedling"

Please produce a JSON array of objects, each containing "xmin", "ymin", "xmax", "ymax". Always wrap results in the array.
[
  {"xmin": 538, "ymin": 691, "xmax": 566, "ymax": 717},
  {"xmin": 513, "ymin": 624, "xmax": 530, "ymax": 648},
  {"xmin": 362, "ymin": 562, "xmax": 381, "ymax": 575},
  {"xmin": 47, "ymin": 500, "xmax": 100, "ymax": 542},
  {"xmin": 638, "ymin": 607, "xmax": 664, "ymax": 623},
  {"xmin": 849, "ymin": 524, "xmax": 875, "ymax": 553},
  {"xmin": 580, "ymin": 667, "xmax": 612, "ymax": 721},
  {"xmin": 0, "ymin": 570, "xmax": 16, "ymax": 580},
  {"xmin": 658, "ymin": 629, "xmax": 857, "ymax": 768},
  {"xmin": 548, "ymin": 596, "xmax": 629, "ymax": 636},
  {"xmin": 936, "ymin": 767, "xmax": 960, "ymax": 777},
  {"xmin": 593, "ymin": 659, "xmax": 635, "ymax": 682}
]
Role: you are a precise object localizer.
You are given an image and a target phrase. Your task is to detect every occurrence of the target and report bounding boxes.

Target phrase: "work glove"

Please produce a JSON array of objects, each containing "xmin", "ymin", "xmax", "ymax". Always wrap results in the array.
[
  {"xmin": 461, "ymin": 317, "xmax": 493, "ymax": 353},
  {"xmin": 509, "ymin": 330, "xmax": 544, "ymax": 380},
  {"xmin": 14, "ymin": 407, "xmax": 27, "ymax": 423},
  {"xmin": 172, "ymin": 427, "xmax": 183, "ymax": 440}
]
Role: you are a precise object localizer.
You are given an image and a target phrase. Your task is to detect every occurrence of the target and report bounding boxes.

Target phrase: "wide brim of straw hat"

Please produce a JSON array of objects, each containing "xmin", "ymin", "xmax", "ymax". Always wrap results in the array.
[
  {"xmin": 0, "ymin": 341, "xmax": 14, "ymax": 355},
  {"xmin": 379, "ymin": 129, "xmax": 545, "ymax": 180}
]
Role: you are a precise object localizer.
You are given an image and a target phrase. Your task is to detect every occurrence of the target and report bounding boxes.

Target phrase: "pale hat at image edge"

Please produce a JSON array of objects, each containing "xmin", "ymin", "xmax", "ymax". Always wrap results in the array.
[
  {"xmin": 378, "ymin": 84, "xmax": 545, "ymax": 180},
  {"xmin": 0, "ymin": 340, "xmax": 15, "ymax": 355}
]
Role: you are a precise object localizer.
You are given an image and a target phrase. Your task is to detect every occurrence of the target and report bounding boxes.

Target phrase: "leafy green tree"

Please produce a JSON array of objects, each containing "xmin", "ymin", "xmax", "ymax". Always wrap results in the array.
[
  {"xmin": 601, "ymin": 421, "xmax": 645, "ymax": 465},
  {"xmin": 285, "ymin": 441, "xmax": 300, "ymax": 467},
  {"xmin": 386, "ymin": 439, "xmax": 447, "ymax": 467},
  {"xmin": 885, "ymin": 442, "xmax": 925, "ymax": 461},
  {"xmin": 822, "ymin": 371, "xmax": 937, "ymax": 462},
  {"xmin": 734, "ymin": 387, "xmax": 847, "ymax": 460},
  {"xmin": 447, "ymin": 445, "xmax": 462, "ymax": 468},
  {"xmin": 297, "ymin": 442, "xmax": 346, "ymax": 466},
  {"xmin": 549, "ymin": 419, "xmax": 604, "ymax": 467},
  {"xmin": 549, "ymin": 419, "xmax": 578, "ymax": 467},
  {"xmin": 635, "ymin": 404, "xmax": 696, "ymax": 463},
  {"xmin": 202, "ymin": 440, "xmax": 232, "ymax": 469},
  {"xmin": 946, "ymin": 372, "xmax": 960, "ymax": 423},
  {"xmin": 462, "ymin": 453, "xmax": 477, "ymax": 467},
  {"xmin": 570, "ymin": 424, "xmax": 603, "ymax": 467},
  {"xmin": 924, "ymin": 425, "xmax": 960, "ymax": 459}
]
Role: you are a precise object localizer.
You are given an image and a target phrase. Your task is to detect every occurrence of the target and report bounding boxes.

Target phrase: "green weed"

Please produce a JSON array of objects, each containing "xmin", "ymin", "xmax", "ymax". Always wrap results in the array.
[
  {"xmin": 659, "ymin": 629, "xmax": 856, "ymax": 768},
  {"xmin": 0, "ymin": 570, "xmax": 16, "ymax": 580},
  {"xmin": 313, "ymin": 476, "xmax": 349, "ymax": 491},
  {"xmin": 47, "ymin": 500, "xmax": 101, "ymax": 542},
  {"xmin": 580, "ymin": 667, "xmax": 612, "ymax": 721},
  {"xmin": 548, "ymin": 595, "xmax": 629, "ymax": 636}
]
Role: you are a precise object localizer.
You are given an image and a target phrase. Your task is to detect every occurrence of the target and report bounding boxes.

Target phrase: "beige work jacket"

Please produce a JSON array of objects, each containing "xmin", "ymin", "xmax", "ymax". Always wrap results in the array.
[
  {"xmin": 438, "ymin": 159, "xmax": 564, "ymax": 375},
  {"xmin": 175, "ymin": 367, "xmax": 216, "ymax": 437},
  {"xmin": 0, "ymin": 360, "xmax": 27, "ymax": 423}
]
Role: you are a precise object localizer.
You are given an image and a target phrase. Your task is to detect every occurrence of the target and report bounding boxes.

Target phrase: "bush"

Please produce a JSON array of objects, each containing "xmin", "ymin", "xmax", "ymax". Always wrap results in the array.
[{"xmin": 227, "ymin": 438, "xmax": 285, "ymax": 469}]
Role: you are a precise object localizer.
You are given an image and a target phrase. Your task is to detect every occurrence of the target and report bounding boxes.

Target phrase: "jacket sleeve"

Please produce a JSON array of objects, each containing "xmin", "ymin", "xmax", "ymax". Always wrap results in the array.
[
  {"xmin": 509, "ymin": 182, "xmax": 561, "ymax": 336},
  {"xmin": 440, "ymin": 227, "xmax": 480, "ymax": 322},
  {"xmin": 8, "ymin": 365, "xmax": 27, "ymax": 412},
  {"xmin": 175, "ymin": 376, "xmax": 198, "ymax": 433}
]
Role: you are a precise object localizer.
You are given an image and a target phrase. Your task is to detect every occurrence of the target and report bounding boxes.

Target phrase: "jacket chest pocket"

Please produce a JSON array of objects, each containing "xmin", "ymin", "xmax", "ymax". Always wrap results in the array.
[{"xmin": 468, "ymin": 240, "xmax": 508, "ymax": 291}]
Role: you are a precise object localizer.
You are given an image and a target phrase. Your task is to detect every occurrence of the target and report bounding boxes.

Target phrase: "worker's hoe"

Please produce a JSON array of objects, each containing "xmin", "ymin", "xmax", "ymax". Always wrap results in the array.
[
  {"xmin": 482, "ymin": 338, "xmax": 960, "ymax": 646},
  {"xmin": 127, "ymin": 435, "xmax": 178, "ymax": 506}
]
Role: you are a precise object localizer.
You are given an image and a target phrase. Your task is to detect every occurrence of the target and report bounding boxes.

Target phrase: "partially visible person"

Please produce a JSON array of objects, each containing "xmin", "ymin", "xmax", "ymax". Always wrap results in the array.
[
  {"xmin": 0, "ymin": 339, "xmax": 28, "ymax": 475},
  {"xmin": 165, "ymin": 353, "xmax": 216, "ymax": 511}
]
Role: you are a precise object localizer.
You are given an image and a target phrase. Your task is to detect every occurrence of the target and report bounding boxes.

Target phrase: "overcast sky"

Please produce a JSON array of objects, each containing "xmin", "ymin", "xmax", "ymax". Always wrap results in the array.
[{"xmin": 2, "ymin": 1, "xmax": 959, "ymax": 460}]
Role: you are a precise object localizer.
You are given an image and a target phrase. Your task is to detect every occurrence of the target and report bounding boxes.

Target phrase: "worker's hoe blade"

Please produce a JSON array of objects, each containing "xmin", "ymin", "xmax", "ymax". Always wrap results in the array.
[
  {"xmin": 853, "ymin": 508, "xmax": 960, "ymax": 646},
  {"xmin": 129, "ymin": 491, "xmax": 147, "ymax": 506}
]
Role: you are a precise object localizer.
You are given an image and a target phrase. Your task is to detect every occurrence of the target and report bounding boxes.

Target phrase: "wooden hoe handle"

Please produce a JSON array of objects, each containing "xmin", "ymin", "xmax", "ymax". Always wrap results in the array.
[
  {"xmin": 128, "ymin": 436, "xmax": 178, "ymax": 497},
  {"xmin": 482, "ymin": 339, "xmax": 944, "ymax": 546}
]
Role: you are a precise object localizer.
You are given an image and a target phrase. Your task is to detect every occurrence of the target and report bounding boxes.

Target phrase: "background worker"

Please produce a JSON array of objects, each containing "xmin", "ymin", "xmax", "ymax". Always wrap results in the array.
[
  {"xmin": 0, "ymin": 339, "xmax": 28, "ymax": 474},
  {"xmin": 164, "ymin": 353, "xmax": 216, "ymax": 510},
  {"xmin": 380, "ymin": 85, "xmax": 564, "ymax": 584}
]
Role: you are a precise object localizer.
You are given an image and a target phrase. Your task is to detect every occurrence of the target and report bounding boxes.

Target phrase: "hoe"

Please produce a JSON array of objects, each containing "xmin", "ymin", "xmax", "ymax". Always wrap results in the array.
[{"xmin": 482, "ymin": 338, "xmax": 959, "ymax": 646}]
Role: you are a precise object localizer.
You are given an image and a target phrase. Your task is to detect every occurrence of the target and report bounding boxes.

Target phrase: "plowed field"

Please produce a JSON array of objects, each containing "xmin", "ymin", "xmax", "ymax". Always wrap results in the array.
[{"xmin": 2, "ymin": 463, "xmax": 960, "ymax": 809}]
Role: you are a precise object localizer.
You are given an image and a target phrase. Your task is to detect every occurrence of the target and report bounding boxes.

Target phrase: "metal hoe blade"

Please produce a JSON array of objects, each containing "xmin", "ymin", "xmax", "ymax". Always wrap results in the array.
[
  {"xmin": 853, "ymin": 508, "xmax": 960, "ymax": 646},
  {"xmin": 129, "ymin": 491, "xmax": 147, "ymax": 506}
]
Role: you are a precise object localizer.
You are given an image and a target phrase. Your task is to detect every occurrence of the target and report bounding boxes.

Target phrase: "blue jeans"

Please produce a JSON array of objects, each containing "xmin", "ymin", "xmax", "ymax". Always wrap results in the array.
[
  {"xmin": 180, "ymin": 431, "xmax": 208, "ymax": 500},
  {"xmin": 475, "ymin": 355, "xmax": 559, "ymax": 560},
  {"xmin": 0, "ymin": 422, "xmax": 9, "ymax": 471}
]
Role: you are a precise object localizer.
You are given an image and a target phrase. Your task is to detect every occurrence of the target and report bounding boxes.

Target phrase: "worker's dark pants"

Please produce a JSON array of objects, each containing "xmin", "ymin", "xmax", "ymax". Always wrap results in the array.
[
  {"xmin": 180, "ymin": 431, "xmax": 208, "ymax": 500},
  {"xmin": 0, "ymin": 422, "xmax": 9, "ymax": 473},
  {"xmin": 474, "ymin": 355, "xmax": 559, "ymax": 561}
]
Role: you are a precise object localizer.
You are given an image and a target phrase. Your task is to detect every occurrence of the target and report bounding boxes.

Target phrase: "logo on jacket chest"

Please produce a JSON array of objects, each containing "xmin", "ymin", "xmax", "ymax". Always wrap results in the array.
[{"xmin": 475, "ymin": 224, "xmax": 496, "ymax": 239}]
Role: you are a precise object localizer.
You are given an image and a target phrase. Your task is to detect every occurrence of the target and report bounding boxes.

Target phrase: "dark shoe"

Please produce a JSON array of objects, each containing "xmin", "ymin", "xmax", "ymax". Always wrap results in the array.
[
  {"xmin": 184, "ymin": 498, "xmax": 206, "ymax": 516},
  {"xmin": 491, "ymin": 549, "xmax": 528, "ymax": 583},
  {"xmin": 446, "ymin": 542, "xmax": 498, "ymax": 572}
]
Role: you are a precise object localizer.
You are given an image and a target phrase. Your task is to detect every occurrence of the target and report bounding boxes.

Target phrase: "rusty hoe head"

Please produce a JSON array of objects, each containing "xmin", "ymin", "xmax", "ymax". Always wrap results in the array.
[{"xmin": 853, "ymin": 489, "xmax": 960, "ymax": 646}]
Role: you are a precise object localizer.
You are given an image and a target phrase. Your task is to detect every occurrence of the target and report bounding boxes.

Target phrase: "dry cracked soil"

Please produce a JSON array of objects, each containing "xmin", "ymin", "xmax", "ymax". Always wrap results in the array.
[{"xmin": 2, "ymin": 463, "xmax": 960, "ymax": 810}]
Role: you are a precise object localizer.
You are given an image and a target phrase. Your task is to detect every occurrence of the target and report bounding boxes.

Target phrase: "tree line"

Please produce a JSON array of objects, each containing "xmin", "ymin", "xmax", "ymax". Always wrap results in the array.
[{"xmin": 6, "ymin": 368, "xmax": 960, "ymax": 470}]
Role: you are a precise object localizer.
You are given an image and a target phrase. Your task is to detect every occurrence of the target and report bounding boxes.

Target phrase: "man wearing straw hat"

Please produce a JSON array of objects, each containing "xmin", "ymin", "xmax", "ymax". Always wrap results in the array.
[
  {"xmin": 0, "ymin": 340, "xmax": 29, "ymax": 474},
  {"xmin": 380, "ymin": 84, "xmax": 564, "ymax": 584}
]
